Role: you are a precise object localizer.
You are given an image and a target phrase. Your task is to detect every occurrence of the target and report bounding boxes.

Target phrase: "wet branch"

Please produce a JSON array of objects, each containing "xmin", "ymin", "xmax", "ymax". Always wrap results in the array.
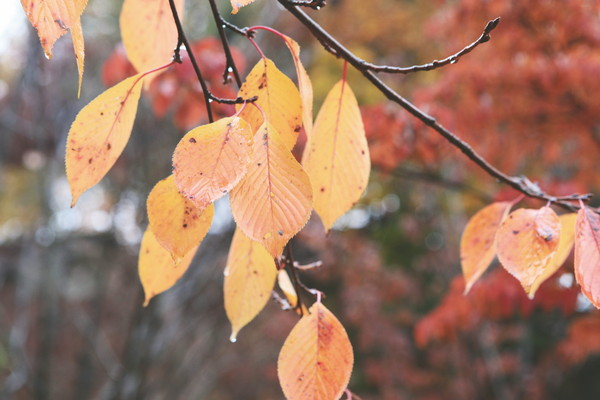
[
  {"xmin": 276, "ymin": 0, "xmax": 592, "ymax": 212},
  {"xmin": 362, "ymin": 18, "xmax": 500, "ymax": 74},
  {"xmin": 168, "ymin": 0, "xmax": 254, "ymax": 123},
  {"xmin": 208, "ymin": 0, "xmax": 243, "ymax": 86}
]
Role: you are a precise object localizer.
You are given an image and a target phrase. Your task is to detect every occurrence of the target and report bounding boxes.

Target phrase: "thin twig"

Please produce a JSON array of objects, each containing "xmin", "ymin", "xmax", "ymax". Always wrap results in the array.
[
  {"xmin": 363, "ymin": 18, "xmax": 500, "ymax": 74},
  {"xmin": 272, "ymin": 291, "xmax": 293, "ymax": 311},
  {"xmin": 276, "ymin": 0, "xmax": 593, "ymax": 212},
  {"xmin": 288, "ymin": 0, "xmax": 326, "ymax": 9},
  {"xmin": 208, "ymin": 0, "xmax": 243, "ymax": 86},
  {"xmin": 222, "ymin": 19, "xmax": 251, "ymax": 37},
  {"xmin": 168, "ymin": 0, "xmax": 214, "ymax": 121},
  {"xmin": 168, "ymin": 0, "xmax": 254, "ymax": 122},
  {"xmin": 293, "ymin": 260, "xmax": 323, "ymax": 271}
]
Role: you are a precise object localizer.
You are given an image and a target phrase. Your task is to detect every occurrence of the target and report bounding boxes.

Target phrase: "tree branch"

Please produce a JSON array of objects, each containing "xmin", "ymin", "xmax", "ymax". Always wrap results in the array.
[
  {"xmin": 276, "ymin": 0, "xmax": 592, "ymax": 212},
  {"xmin": 362, "ymin": 18, "xmax": 500, "ymax": 74},
  {"xmin": 168, "ymin": 0, "xmax": 254, "ymax": 123},
  {"xmin": 208, "ymin": 0, "xmax": 243, "ymax": 87},
  {"xmin": 287, "ymin": 0, "xmax": 327, "ymax": 10},
  {"xmin": 168, "ymin": 0, "xmax": 214, "ymax": 121}
]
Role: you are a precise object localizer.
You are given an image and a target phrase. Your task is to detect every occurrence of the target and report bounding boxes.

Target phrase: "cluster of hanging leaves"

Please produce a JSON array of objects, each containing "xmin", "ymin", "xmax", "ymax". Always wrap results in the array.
[
  {"xmin": 20, "ymin": 0, "xmax": 600, "ymax": 397},
  {"xmin": 23, "ymin": 0, "xmax": 364, "ymax": 397},
  {"xmin": 460, "ymin": 200, "xmax": 600, "ymax": 308}
]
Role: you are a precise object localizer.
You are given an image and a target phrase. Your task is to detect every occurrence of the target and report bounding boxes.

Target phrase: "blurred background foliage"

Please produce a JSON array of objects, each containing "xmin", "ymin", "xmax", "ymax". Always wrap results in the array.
[{"xmin": 1, "ymin": 0, "xmax": 600, "ymax": 399}]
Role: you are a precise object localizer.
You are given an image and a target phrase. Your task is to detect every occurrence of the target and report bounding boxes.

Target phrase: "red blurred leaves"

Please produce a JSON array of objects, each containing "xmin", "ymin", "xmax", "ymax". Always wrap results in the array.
[{"xmin": 414, "ymin": 269, "xmax": 579, "ymax": 349}]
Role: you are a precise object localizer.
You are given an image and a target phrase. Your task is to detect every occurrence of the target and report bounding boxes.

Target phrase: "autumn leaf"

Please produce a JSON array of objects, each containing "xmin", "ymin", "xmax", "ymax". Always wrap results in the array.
[
  {"xmin": 278, "ymin": 301, "xmax": 354, "ymax": 400},
  {"xmin": 224, "ymin": 228, "xmax": 277, "ymax": 342},
  {"xmin": 574, "ymin": 206, "xmax": 600, "ymax": 308},
  {"xmin": 529, "ymin": 213, "xmax": 577, "ymax": 297},
  {"xmin": 66, "ymin": 74, "xmax": 144, "ymax": 206},
  {"xmin": 302, "ymin": 79, "xmax": 370, "ymax": 231},
  {"xmin": 172, "ymin": 116, "xmax": 254, "ymax": 208},
  {"xmin": 496, "ymin": 207, "xmax": 561, "ymax": 295},
  {"xmin": 281, "ymin": 34, "xmax": 314, "ymax": 138},
  {"xmin": 138, "ymin": 228, "xmax": 198, "ymax": 306},
  {"xmin": 147, "ymin": 175, "xmax": 214, "ymax": 260},
  {"xmin": 230, "ymin": 122, "xmax": 312, "ymax": 257},
  {"xmin": 70, "ymin": 18, "xmax": 85, "ymax": 96},
  {"xmin": 278, "ymin": 269, "xmax": 308, "ymax": 315},
  {"xmin": 120, "ymin": 0, "xmax": 182, "ymax": 82},
  {"xmin": 230, "ymin": 0, "xmax": 256, "ymax": 15},
  {"xmin": 460, "ymin": 202, "xmax": 512, "ymax": 294},
  {"xmin": 237, "ymin": 58, "xmax": 303, "ymax": 149},
  {"xmin": 21, "ymin": 0, "xmax": 87, "ymax": 94}
]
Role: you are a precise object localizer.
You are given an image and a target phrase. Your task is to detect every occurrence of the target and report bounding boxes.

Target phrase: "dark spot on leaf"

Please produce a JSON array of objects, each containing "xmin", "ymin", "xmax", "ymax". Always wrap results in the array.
[
  {"xmin": 320, "ymin": 187, "xmax": 325, "ymax": 192},
  {"xmin": 512, "ymin": 230, "xmax": 519, "ymax": 235},
  {"xmin": 189, "ymin": 137, "xmax": 197, "ymax": 143},
  {"xmin": 294, "ymin": 125, "xmax": 301, "ymax": 132},
  {"xmin": 107, "ymin": 143, "xmax": 111, "ymax": 150},
  {"xmin": 278, "ymin": 230, "xmax": 283, "ymax": 236},
  {"xmin": 183, "ymin": 224, "xmax": 188, "ymax": 228},
  {"xmin": 88, "ymin": 158, "xmax": 93, "ymax": 164},
  {"xmin": 100, "ymin": 112, "xmax": 104, "ymax": 116}
]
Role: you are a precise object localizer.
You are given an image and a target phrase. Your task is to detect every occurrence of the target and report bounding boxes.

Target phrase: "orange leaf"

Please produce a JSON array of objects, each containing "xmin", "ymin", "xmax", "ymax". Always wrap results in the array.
[
  {"xmin": 172, "ymin": 116, "xmax": 254, "ymax": 208},
  {"xmin": 66, "ymin": 74, "xmax": 144, "ymax": 206},
  {"xmin": 237, "ymin": 58, "xmax": 302, "ymax": 150},
  {"xmin": 574, "ymin": 206, "xmax": 600, "ymax": 308},
  {"xmin": 302, "ymin": 79, "xmax": 370, "ymax": 231},
  {"xmin": 20, "ymin": 0, "xmax": 87, "ymax": 58},
  {"xmin": 496, "ymin": 207, "xmax": 561, "ymax": 295},
  {"xmin": 529, "ymin": 213, "xmax": 577, "ymax": 297},
  {"xmin": 21, "ymin": 0, "xmax": 87, "ymax": 93},
  {"xmin": 230, "ymin": 0, "xmax": 256, "ymax": 14},
  {"xmin": 224, "ymin": 228, "xmax": 277, "ymax": 342},
  {"xmin": 230, "ymin": 122, "xmax": 312, "ymax": 257},
  {"xmin": 460, "ymin": 202, "xmax": 512, "ymax": 294},
  {"xmin": 147, "ymin": 175, "xmax": 214, "ymax": 260},
  {"xmin": 120, "ymin": 0, "xmax": 182, "ymax": 82},
  {"xmin": 278, "ymin": 301, "xmax": 354, "ymax": 400},
  {"xmin": 281, "ymin": 34, "xmax": 314, "ymax": 138},
  {"xmin": 138, "ymin": 228, "xmax": 198, "ymax": 306}
]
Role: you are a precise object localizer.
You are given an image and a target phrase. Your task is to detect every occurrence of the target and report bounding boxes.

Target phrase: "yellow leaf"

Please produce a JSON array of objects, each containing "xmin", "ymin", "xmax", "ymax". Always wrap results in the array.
[
  {"xmin": 496, "ymin": 207, "xmax": 561, "ymax": 295},
  {"xmin": 278, "ymin": 269, "xmax": 308, "ymax": 315},
  {"xmin": 230, "ymin": 0, "xmax": 256, "ymax": 14},
  {"xmin": 237, "ymin": 58, "xmax": 303, "ymax": 150},
  {"xmin": 173, "ymin": 116, "xmax": 254, "ymax": 208},
  {"xmin": 278, "ymin": 301, "xmax": 354, "ymax": 400},
  {"xmin": 70, "ymin": 18, "xmax": 84, "ymax": 97},
  {"xmin": 21, "ymin": 0, "xmax": 87, "ymax": 93},
  {"xmin": 460, "ymin": 202, "xmax": 512, "ymax": 294},
  {"xmin": 120, "ymin": 0, "xmax": 182, "ymax": 82},
  {"xmin": 138, "ymin": 228, "xmax": 198, "ymax": 306},
  {"xmin": 224, "ymin": 228, "xmax": 277, "ymax": 342},
  {"xmin": 281, "ymin": 34, "xmax": 314, "ymax": 138},
  {"xmin": 529, "ymin": 213, "xmax": 577, "ymax": 297},
  {"xmin": 147, "ymin": 175, "xmax": 214, "ymax": 260},
  {"xmin": 574, "ymin": 206, "xmax": 600, "ymax": 308},
  {"xmin": 66, "ymin": 74, "xmax": 144, "ymax": 206},
  {"xmin": 302, "ymin": 79, "xmax": 370, "ymax": 231},
  {"xmin": 230, "ymin": 122, "xmax": 312, "ymax": 257}
]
